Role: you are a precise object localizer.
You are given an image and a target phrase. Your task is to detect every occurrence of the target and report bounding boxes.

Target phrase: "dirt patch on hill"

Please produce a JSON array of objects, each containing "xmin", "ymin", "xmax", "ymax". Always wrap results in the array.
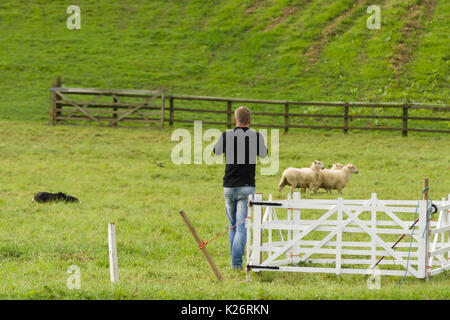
[
  {"xmin": 265, "ymin": 6, "xmax": 299, "ymax": 31},
  {"xmin": 304, "ymin": 0, "xmax": 364, "ymax": 65},
  {"xmin": 246, "ymin": 0, "xmax": 263, "ymax": 14},
  {"xmin": 389, "ymin": 0, "xmax": 437, "ymax": 78},
  {"xmin": 257, "ymin": 0, "xmax": 313, "ymax": 31}
]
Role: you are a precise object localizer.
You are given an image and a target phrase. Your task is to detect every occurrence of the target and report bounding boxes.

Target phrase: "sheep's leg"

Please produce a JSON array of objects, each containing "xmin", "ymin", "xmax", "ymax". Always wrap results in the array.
[
  {"xmin": 309, "ymin": 182, "xmax": 320, "ymax": 195},
  {"xmin": 312, "ymin": 184, "xmax": 320, "ymax": 194}
]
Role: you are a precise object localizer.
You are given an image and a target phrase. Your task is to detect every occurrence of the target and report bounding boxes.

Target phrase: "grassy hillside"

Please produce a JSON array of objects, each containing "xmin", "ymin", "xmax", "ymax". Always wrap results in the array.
[
  {"xmin": 0, "ymin": 0, "xmax": 448, "ymax": 123},
  {"xmin": 0, "ymin": 121, "xmax": 448, "ymax": 299}
]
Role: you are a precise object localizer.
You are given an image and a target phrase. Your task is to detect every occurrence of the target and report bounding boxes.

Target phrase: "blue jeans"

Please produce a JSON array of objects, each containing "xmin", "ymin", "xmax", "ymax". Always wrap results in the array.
[{"xmin": 223, "ymin": 186, "xmax": 255, "ymax": 269}]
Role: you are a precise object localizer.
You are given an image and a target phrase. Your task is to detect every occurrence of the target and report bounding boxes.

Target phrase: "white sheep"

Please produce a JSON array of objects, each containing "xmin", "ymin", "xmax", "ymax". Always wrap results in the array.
[
  {"xmin": 278, "ymin": 160, "xmax": 325, "ymax": 195},
  {"xmin": 318, "ymin": 164, "xmax": 358, "ymax": 194},
  {"xmin": 331, "ymin": 163, "xmax": 344, "ymax": 170},
  {"xmin": 319, "ymin": 163, "xmax": 344, "ymax": 193}
]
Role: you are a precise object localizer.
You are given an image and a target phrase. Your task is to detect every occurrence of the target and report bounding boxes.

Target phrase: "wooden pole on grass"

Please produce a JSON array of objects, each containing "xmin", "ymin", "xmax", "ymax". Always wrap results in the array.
[
  {"xmin": 178, "ymin": 210, "xmax": 223, "ymax": 281},
  {"xmin": 108, "ymin": 222, "xmax": 119, "ymax": 284},
  {"xmin": 49, "ymin": 76, "xmax": 62, "ymax": 125},
  {"xmin": 55, "ymin": 76, "xmax": 62, "ymax": 121}
]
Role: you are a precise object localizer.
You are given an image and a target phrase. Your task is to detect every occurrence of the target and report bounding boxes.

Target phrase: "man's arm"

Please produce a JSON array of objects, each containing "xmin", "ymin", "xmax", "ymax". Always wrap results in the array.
[
  {"xmin": 258, "ymin": 132, "xmax": 268, "ymax": 158},
  {"xmin": 213, "ymin": 132, "xmax": 225, "ymax": 155}
]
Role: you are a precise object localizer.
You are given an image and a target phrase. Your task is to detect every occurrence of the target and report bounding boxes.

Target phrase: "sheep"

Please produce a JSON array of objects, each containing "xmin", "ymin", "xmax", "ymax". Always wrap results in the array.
[
  {"xmin": 278, "ymin": 160, "xmax": 325, "ymax": 195},
  {"xmin": 331, "ymin": 163, "xmax": 344, "ymax": 170},
  {"xmin": 318, "ymin": 163, "xmax": 344, "ymax": 193},
  {"xmin": 318, "ymin": 164, "xmax": 358, "ymax": 194}
]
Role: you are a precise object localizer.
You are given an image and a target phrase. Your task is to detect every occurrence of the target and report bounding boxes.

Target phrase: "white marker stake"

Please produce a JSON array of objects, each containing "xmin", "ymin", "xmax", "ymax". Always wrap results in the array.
[{"xmin": 108, "ymin": 223, "xmax": 119, "ymax": 284}]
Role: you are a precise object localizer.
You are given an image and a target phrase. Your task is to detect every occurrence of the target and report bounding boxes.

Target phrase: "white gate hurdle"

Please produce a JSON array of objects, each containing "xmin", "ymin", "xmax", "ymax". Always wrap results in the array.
[{"xmin": 246, "ymin": 193, "xmax": 450, "ymax": 280}]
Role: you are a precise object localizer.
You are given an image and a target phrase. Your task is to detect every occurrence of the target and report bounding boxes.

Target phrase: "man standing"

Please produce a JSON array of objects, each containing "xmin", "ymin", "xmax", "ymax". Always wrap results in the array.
[{"xmin": 214, "ymin": 106, "xmax": 268, "ymax": 270}]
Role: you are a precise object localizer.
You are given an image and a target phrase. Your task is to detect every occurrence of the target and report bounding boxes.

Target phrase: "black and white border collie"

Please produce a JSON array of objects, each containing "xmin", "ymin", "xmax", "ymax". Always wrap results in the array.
[{"xmin": 32, "ymin": 192, "xmax": 79, "ymax": 203}]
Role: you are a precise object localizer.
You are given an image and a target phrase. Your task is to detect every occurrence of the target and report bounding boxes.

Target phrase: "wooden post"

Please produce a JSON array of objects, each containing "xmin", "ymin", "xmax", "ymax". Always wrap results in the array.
[
  {"xmin": 343, "ymin": 103, "xmax": 349, "ymax": 134},
  {"xmin": 169, "ymin": 97, "xmax": 174, "ymax": 127},
  {"xmin": 402, "ymin": 104, "xmax": 409, "ymax": 137},
  {"xmin": 284, "ymin": 103, "xmax": 289, "ymax": 134},
  {"xmin": 49, "ymin": 84, "xmax": 56, "ymax": 125},
  {"xmin": 424, "ymin": 178, "xmax": 430, "ymax": 281},
  {"xmin": 227, "ymin": 101, "xmax": 232, "ymax": 129},
  {"xmin": 416, "ymin": 197, "xmax": 427, "ymax": 278},
  {"xmin": 424, "ymin": 178, "xmax": 428, "ymax": 200},
  {"xmin": 108, "ymin": 223, "xmax": 119, "ymax": 284},
  {"xmin": 178, "ymin": 210, "xmax": 223, "ymax": 281},
  {"xmin": 55, "ymin": 76, "xmax": 62, "ymax": 121},
  {"xmin": 160, "ymin": 89, "xmax": 166, "ymax": 129},
  {"xmin": 112, "ymin": 96, "xmax": 118, "ymax": 126}
]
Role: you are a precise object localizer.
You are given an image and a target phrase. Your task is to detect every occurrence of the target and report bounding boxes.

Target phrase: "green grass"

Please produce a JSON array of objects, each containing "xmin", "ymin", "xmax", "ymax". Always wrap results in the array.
[
  {"xmin": 0, "ymin": 0, "xmax": 448, "ymax": 300},
  {"xmin": 0, "ymin": 121, "xmax": 448, "ymax": 299},
  {"xmin": 0, "ymin": 0, "xmax": 448, "ymax": 124}
]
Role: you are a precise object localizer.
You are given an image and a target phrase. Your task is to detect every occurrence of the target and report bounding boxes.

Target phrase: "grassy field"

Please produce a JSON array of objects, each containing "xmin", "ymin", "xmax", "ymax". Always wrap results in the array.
[
  {"xmin": 0, "ymin": 121, "xmax": 448, "ymax": 299},
  {"xmin": 0, "ymin": 0, "xmax": 448, "ymax": 123},
  {"xmin": 0, "ymin": 0, "xmax": 449, "ymax": 300}
]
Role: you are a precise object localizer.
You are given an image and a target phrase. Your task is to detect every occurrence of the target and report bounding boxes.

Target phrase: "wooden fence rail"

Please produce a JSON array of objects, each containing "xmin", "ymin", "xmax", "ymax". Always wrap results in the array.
[
  {"xmin": 49, "ymin": 77, "xmax": 166, "ymax": 128},
  {"xmin": 49, "ymin": 78, "xmax": 450, "ymax": 136},
  {"xmin": 167, "ymin": 95, "xmax": 450, "ymax": 136}
]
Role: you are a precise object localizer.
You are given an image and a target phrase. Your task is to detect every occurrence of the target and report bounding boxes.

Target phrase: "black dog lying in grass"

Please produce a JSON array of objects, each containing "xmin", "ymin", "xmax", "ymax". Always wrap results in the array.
[{"xmin": 33, "ymin": 192, "xmax": 79, "ymax": 203}]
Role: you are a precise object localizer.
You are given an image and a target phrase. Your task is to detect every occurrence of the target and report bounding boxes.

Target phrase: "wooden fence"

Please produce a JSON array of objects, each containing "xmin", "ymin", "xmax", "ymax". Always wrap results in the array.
[
  {"xmin": 167, "ymin": 95, "xmax": 450, "ymax": 136},
  {"xmin": 49, "ymin": 78, "xmax": 450, "ymax": 136},
  {"xmin": 50, "ymin": 78, "xmax": 166, "ymax": 128}
]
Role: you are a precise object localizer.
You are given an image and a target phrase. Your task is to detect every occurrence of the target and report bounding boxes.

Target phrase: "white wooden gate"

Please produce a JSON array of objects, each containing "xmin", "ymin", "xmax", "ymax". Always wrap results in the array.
[{"xmin": 246, "ymin": 193, "xmax": 450, "ymax": 280}]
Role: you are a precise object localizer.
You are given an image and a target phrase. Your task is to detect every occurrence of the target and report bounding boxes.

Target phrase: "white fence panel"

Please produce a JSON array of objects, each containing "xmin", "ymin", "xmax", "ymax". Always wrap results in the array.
[{"xmin": 246, "ymin": 193, "xmax": 450, "ymax": 280}]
